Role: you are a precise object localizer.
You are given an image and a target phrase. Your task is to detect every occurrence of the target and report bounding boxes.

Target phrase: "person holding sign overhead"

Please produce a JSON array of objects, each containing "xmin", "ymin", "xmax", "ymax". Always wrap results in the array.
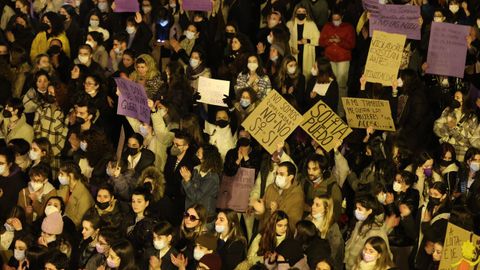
[{"xmin": 306, "ymin": 57, "xmax": 339, "ymax": 112}]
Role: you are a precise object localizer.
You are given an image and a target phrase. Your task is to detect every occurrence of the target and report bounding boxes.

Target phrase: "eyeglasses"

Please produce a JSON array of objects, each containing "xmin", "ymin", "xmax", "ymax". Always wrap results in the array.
[{"xmin": 184, "ymin": 212, "xmax": 199, "ymax": 222}]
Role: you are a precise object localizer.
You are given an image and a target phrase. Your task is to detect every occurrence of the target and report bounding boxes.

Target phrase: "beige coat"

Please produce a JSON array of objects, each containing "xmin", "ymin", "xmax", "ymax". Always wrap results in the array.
[
  {"xmin": 58, "ymin": 182, "xmax": 94, "ymax": 227},
  {"xmin": 287, "ymin": 19, "xmax": 320, "ymax": 80},
  {"xmin": 0, "ymin": 113, "xmax": 34, "ymax": 144}
]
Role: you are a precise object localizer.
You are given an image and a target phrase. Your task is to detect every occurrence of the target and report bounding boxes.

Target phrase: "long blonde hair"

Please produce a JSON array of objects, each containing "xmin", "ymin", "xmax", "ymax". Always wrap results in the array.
[{"xmin": 312, "ymin": 195, "xmax": 335, "ymax": 239}]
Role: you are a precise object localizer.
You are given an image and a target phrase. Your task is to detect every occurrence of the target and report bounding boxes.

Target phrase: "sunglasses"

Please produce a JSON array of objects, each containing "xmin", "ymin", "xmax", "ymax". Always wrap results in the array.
[{"xmin": 184, "ymin": 212, "xmax": 199, "ymax": 222}]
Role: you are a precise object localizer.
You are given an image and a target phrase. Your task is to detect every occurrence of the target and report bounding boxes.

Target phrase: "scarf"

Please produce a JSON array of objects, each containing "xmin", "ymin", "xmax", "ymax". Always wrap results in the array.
[{"xmin": 186, "ymin": 63, "xmax": 206, "ymax": 81}]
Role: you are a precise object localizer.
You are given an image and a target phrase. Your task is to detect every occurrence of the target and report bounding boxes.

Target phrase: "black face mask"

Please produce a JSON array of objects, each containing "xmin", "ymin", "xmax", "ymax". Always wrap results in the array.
[
  {"xmin": 225, "ymin": 32, "xmax": 235, "ymax": 39},
  {"xmin": 216, "ymin": 120, "xmax": 229, "ymax": 128},
  {"xmin": 47, "ymin": 45, "xmax": 61, "ymax": 55},
  {"xmin": 97, "ymin": 201, "xmax": 110, "ymax": 210},
  {"xmin": 440, "ymin": 159, "xmax": 454, "ymax": 167},
  {"xmin": 450, "ymin": 99, "xmax": 461, "ymax": 109},
  {"xmin": 45, "ymin": 95, "xmax": 56, "ymax": 104},
  {"xmin": 143, "ymin": 182, "xmax": 153, "ymax": 193},
  {"xmin": 2, "ymin": 110, "xmax": 12, "ymax": 118},
  {"xmin": 126, "ymin": 147, "xmax": 139, "ymax": 156},
  {"xmin": 296, "ymin": 13, "xmax": 307, "ymax": 20},
  {"xmin": 76, "ymin": 117, "xmax": 86, "ymax": 125},
  {"xmin": 39, "ymin": 22, "xmax": 50, "ymax": 32},
  {"xmin": 429, "ymin": 197, "xmax": 442, "ymax": 206}
]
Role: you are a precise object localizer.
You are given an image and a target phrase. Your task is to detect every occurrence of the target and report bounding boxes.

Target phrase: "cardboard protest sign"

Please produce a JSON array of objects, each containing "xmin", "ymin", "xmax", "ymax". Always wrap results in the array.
[
  {"xmin": 242, "ymin": 91, "xmax": 302, "ymax": 154},
  {"xmin": 197, "ymin": 77, "xmax": 230, "ymax": 107},
  {"xmin": 342, "ymin": 97, "xmax": 395, "ymax": 131},
  {"xmin": 439, "ymin": 223, "xmax": 480, "ymax": 270},
  {"xmin": 301, "ymin": 100, "xmax": 352, "ymax": 152},
  {"xmin": 364, "ymin": 31, "xmax": 406, "ymax": 86},
  {"xmin": 114, "ymin": 0, "xmax": 139, "ymax": 12},
  {"xmin": 426, "ymin": 22, "xmax": 469, "ymax": 78},
  {"xmin": 183, "ymin": 0, "xmax": 212, "ymax": 11},
  {"xmin": 216, "ymin": 168, "xmax": 256, "ymax": 212},
  {"xmin": 370, "ymin": 4, "xmax": 421, "ymax": 40},
  {"xmin": 362, "ymin": 0, "xmax": 381, "ymax": 14},
  {"xmin": 115, "ymin": 78, "xmax": 150, "ymax": 124}
]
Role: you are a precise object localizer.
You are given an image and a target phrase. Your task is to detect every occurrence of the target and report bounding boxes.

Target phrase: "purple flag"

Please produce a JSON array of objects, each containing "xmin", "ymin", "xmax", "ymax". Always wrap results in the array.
[
  {"xmin": 183, "ymin": 0, "xmax": 212, "ymax": 11},
  {"xmin": 426, "ymin": 22, "xmax": 469, "ymax": 78},
  {"xmin": 115, "ymin": 78, "xmax": 151, "ymax": 124},
  {"xmin": 114, "ymin": 0, "xmax": 139, "ymax": 13},
  {"xmin": 370, "ymin": 4, "xmax": 421, "ymax": 40}
]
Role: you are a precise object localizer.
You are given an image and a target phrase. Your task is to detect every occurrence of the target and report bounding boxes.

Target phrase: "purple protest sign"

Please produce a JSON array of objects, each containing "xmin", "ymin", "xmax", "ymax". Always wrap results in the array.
[
  {"xmin": 183, "ymin": 0, "xmax": 212, "ymax": 11},
  {"xmin": 115, "ymin": 78, "xmax": 151, "ymax": 124},
  {"xmin": 362, "ymin": 0, "xmax": 380, "ymax": 14},
  {"xmin": 216, "ymin": 168, "xmax": 255, "ymax": 212},
  {"xmin": 426, "ymin": 22, "xmax": 469, "ymax": 78},
  {"xmin": 370, "ymin": 4, "xmax": 421, "ymax": 40},
  {"xmin": 114, "ymin": 0, "xmax": 139, "ymax": 13}
]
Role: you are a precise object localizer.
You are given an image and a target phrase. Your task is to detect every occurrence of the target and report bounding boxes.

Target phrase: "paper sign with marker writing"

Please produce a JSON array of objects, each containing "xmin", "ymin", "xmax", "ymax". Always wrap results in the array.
[
  {"xmin": 183, "ymin": 0, "xmax": 212, "ymax": 11},
  {"xmin": 115, "ymin": 77, "xmax": 150, "ymax": 124},
  {"xmin": 342, "ymin": 97, "xmax": 395, "ymax": 131},
  {"xmin": 439, "ymin": 223, "xmax": 480, "ymax": 270},
  {"xmin": 426, "ymin": 22, "xmax": 469, "ymax": 78},
  {"xmin": 364, "ymin": 31, "xmax": 406, "ymax": 86},
  {"xmin": 197, "ymin": 77, "xmax": 230, "ymax": 107},
  {"xmin": 216, "ymin": 168, "xmax": 255, "ymax": 212},
  {"xmin": 242, "ymin": 91, "xmax": 302, "ymax": 154},
  {"xmin": 114, "ymin": 0, "xmax": 139, "ymax": 12},
  {"xmin": 370, "ymin": 4, "xmax": 421, "ymax": 40},
  {"xmin": 301, "ymin": 100, "xmax": 352, "ymax": 152}
]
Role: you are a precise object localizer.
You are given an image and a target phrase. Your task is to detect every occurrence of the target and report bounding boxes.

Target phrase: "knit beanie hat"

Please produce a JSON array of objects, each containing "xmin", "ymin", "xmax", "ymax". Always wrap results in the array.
[
  {"xmin": 199, "ymin": 253, "xmax": 222, "ymax": 270},
  {"xmin": 271, "ymin": 42, "xmax": 285, "ymax": 57},
  {"xmin": 275, "ymin": 239, "xmax": 304, "ymax": 266},
  {"xmin": 41, "ymin": 211, "xmax": 64, "ymax": 235},
  {"xmin": 196, "ymin": 233, "xmax": 217, "ymax": 251}
]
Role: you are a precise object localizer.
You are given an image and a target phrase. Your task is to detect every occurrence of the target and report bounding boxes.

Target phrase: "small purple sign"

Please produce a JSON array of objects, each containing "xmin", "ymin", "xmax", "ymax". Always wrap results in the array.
[
  {"xmin": 426, "ymin": 22, "xmax": 469, "ymax": 78},
  {"xmin": 115, "ymin": 78, "xmax": 151, "ymax": 124},
  {"xmin": 183, "ymin": 0, "xmax": 212, "ymax": 11},
  {"xmin": 114, "ymin": 0, "xmax": 139, "ymax": 13}
]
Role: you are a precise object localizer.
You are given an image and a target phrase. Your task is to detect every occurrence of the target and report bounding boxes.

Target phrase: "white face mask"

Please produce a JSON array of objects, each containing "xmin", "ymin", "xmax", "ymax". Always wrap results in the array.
[
  {"xmin": 449, "ymin": 5, "xmax": 459, "ymax": 14},
  {"xmin": 287, "ymin": 66, "xmax": 297, "ymax": 75},
  {"xmin": 80, "ymin": 141, "xmax": 87, "ymax": 152},
  {"xmin": 311, "ymin": 67, "xmax": 318, "ymax": 76},
  {"xmin": 190, "ymin": 58, "xmax": 200, "ymax": 68},
  {"xmin": 78, "ymin": 55, "xmax": 89, "ymax": 64},
  {"xmin": 267, "ymin": 35, "xmax": 273, "ymax": 44},
  {"xmin": 153, "ymin": 239, "xmax": 166, "ymax": 250},
  {"xmin": 14, "ymin": 249, "xmax": 25, "ymax": 261},
  {"xmin": 332, "ymin": 20, "xmax": 342, "ymax": 27},
  {"xmin": 215, "ymin": 225, "xmax": 225, "ymax": 233},
  {"xmin": 126, "ymin": 26, "xmax": 136, "ymax": 34},
  {"xmin": 44, "ymin": 205, "xmax": 59, "ymax": 216},
  {"xmin": 247, "ymin": 62, "xmax": 258, "ymax": 72},
  {"xmin": 393, "ymin": 181, "xmax": 402, "ymax": 192},
  {"xmin": 193, "ymin": 247, "xmax": 205, "ymax": 261},
  {"xmin": 58, "ymin": 175, "xmax": 69, "ymax": 186},
  {"xmin": 312, "ymin": 212, "xmax": 324, "ymax": 220},
  {"xmin": 29, "ymin": 150, "xmax": 41, "ymax": 161},
  {"xmin": 397, "ymin": 78, "xmax": 403, "ymax": 88},
  {"xmin": 89, "ymin": 20, "xmax": 99, "ymax": 28},
  {"xmin": 275, "ymin": 175, "xmax": 287, "ymax": 189},
  {"xmin": 470, "ymin": 162, "xmax": 480, "ymax": 172},
  {"xmin": 139, "ymin": 125, "xmax": 149, "ymax": 137},
  {"xmin": 0, "ymin": 165, "xmax": 5, "ymax": 175},
  {"xmin": 98, "ymin": 2, "xmax": 108, "ymax": 11},
  {"xmin": 29, "ymin": 181, "xmax": 44, "ymax": 192},
  {"xmin": 185, "ymin": 31, "xmax": 196, "ymax": 40},
  {"xmin": 354, "ymin": 209, "xmax": 368, "ymax": 221}
]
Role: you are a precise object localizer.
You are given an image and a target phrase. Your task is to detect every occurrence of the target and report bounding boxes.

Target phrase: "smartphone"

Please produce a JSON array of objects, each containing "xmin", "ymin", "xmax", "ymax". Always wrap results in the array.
[{"xmin": 156, "ymin": 19, "xmax": 170, "ymax": 43}]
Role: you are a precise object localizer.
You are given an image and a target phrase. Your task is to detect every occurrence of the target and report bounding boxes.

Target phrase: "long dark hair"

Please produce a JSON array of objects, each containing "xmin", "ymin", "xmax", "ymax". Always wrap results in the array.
[
  {"xmin": 355, "ymin": 195, "xmax": 384, "ymax": 236},
  {"xmin": 110, "ymin": 239, "xmax": 137, "ymax": 270},
  {"xmin": 80, "ymin": 129, "xmax": 113, "ymax": 168},
  {"xmin": 199, "ymin": 144, "xmax": 222, "ymax": 174},
  {"xmin": 42, "ymin": 12, "xmax": 65, "ymax": 36},
  {"xmin": 241, "ymin": 53, "xmax": 267, "ymax": 77},
  {"xmin": 258, "ymin": 210, "xmax": 291, "ymax": 256}
]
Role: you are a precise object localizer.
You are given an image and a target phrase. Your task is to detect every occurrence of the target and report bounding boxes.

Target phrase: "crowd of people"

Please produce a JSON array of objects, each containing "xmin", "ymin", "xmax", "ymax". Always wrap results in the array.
[{"xmin": 0, "ymin": 0, "xmax": 479, "ymax": 269}]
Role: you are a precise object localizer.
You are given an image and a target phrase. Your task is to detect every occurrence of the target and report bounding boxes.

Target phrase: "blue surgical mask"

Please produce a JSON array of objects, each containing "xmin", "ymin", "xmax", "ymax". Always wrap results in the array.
[{"xmin": 240, "ymin": 98, "xmax": 251, "ymax": 108}]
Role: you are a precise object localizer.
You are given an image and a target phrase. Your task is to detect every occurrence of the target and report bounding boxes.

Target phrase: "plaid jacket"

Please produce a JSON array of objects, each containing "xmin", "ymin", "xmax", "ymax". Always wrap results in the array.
[
  {"xmin": 33, "ymin": 104, "xmax": 68, "ymax": 157},
  {"xmin": 234, "ymin": 73, "xmax": 272, "ymax": 100}
]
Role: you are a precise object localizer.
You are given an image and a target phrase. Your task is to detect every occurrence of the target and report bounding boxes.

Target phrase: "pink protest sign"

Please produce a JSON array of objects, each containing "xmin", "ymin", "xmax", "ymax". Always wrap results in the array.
[
  {"xmin": 115, "ymin": 78, "xmax": 150, "ymax": 124},
  {"xmin": 114, "ymin": 0, "xmax": 139, "ymax": 12},
  {"xmin": 183, "ymin": 0, "xmax": 212, "ymax": 11}
]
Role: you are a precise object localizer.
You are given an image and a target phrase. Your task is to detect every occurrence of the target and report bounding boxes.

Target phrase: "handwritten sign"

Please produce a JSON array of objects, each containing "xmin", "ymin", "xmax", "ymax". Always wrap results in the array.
[
  {"xmin": 364, "ymin": 31, "xmax": 406, "ymax": 86},
  {"xmin": 242, "ymin": 91, "xmax": 302, "ymax": 154},
  {"xmin": 426, "ymin": 22, "xmax": 469, "ymax": 78},
  {"xmin": 216, "ymin": 168, "xmax": 256, "ymax": 212},
  {"xmin": 197, "ymin": 77, "xmax": 230, "ymax": 107},
  {"xmin": 115, "ymin": 78, "xmax": 150, "ymax": 124},
  {"xmin": 370, "ymin": 4, "xmax": 421, "ymax": 40},
  {"xmin": 301, "ymin": 100, "xmax": 352, "ymax": 152},
  {"xmin": 439, "ymin": 223, "xmax": 480, "ymax": 270},
  {"xmin": 113, "ymin": 0, "xmax": 139, "ymax": 12},
  {"xmin": 342, "ymin": 97, "xmax": 395, "ymax": 131},
  {"xmin": 362, "ymin": 0, "xmax": 380, "ymax": 14},
  {"xmin": 183, "ymin": 0, "xmax": 212, "ymax": 11}
]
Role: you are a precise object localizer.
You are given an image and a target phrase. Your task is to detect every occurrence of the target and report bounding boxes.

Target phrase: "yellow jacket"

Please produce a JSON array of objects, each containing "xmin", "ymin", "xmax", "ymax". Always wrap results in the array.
[{"xmin": 30, "ymin": 31, "xmax": 71, "ymax": 61}]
